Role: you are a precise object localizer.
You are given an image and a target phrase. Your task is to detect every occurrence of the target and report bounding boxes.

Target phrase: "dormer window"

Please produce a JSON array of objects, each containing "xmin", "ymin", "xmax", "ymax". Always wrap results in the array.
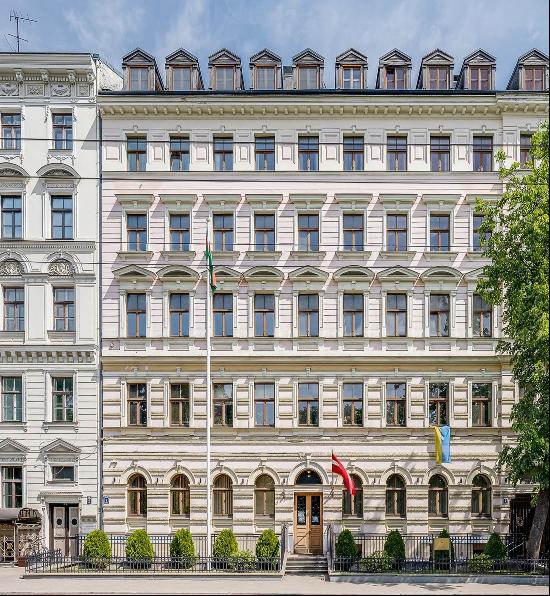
[
  {"xmin": 470, "ymin": 66, "xmax": 491, "ymax": 90},
  {"xmin": 524, "ymin": 66, "xmax": 545, "ymax": 90},
  {"xmin": 428, "ymin": 66, "xmax": 448, "ymax": 89},
  {"xmin": 215, "ymin": 67, "xmax": 235, "ymax": 90},
  {"xmin": 129, "ymin": 67, "xmax": 149, "ymax": 91},
  {"xmin": 172, "ymin": 67, "xmax": 192, "ymax": 91},
  {"xmin": 256, "ymin": 67, "xmax": 276, "ymax": 90},
  {"xmin": 298, "ymin": 67, "xmax": 318, "ymax": 89},
  {"xmin": 386, "ymin": 67, "xmax": 405, "ymax": 89},
  {"xmin": 342, "ymin": 67, "xmax": 362, "ymax": 89}
]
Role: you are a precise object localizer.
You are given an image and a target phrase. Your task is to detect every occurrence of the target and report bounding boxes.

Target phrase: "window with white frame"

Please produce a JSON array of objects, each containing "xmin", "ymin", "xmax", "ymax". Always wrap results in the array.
[
  {"xmin": 127, "ymin": 293, "xmax": 147, "ymax": 337},
  {"xmin": 52, "ymin": 113, "xmax": 73, "ymax": 150},
  {"xmin": 53, "ymin": 287, "xmax": 75, "ymax": 332},
  {"xmin": 298, "ymin": 293, "xmax": 319, "ymax": 337},
  {"xmin": 169, "ymin": 213, "xmax": 190, "ymax": 251},
  {"xmin": 213, "ymin": 213, "xmax": 234, "ymax": 251},
  {"xmin": 127, "ymin": 382, "xmax": 147, "ymax": 426},
  {"xmin": 254, "ymin": 294, "xmax": 275, "ymax": 337},
  {"xmin": 3, "ymin": 287, "xmax": 24, "ymax": 332},
  {"xmin": 1, "ymin": 466, "xmax": 22, "ymax": 507},
  {"xmin": 51, "ymin": 465, "xmax": 75, "ymax": 482},
  {"xmin": 298, "ymin": 214, "xmax": 319, "ymax": 251},
  {"xmin": 169, "ymin": 293, "xmax": 190, "ymax": 337},
  {"xmin": 51, "ymin": 195, "xmax": 73, "ymax": 240},
  {"xmin": 342, "ymin": 213, "xmax": 364, "ymax": 251},
  {"xmin": 343, "ymin": 294, "xmax": 364, "ymax": 337},
  {"xmin": 1, "ymin": 376, "xmax": 22, "ymax": 422},
  {"xmin": 1, "ymin": 195, "xmax": 22, "ymax": 239},
  {"xmin": 472, "ymin": 382, "xmax": 492, "ymax": 427},
  {"xmin": 342, "ymin": 382, "xmax": 363, "ymax": 426},
  {"xmin": 1, "ymin": 113, "xmax": 21, "ymax": 150},
  {"xmin": 52, "ymin": 377, "xmax": 74, "ymax": 422}
]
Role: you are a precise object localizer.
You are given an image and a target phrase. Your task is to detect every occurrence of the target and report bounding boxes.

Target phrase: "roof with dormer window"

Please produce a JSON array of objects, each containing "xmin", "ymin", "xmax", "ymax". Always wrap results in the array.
[
  {"xmin": 375, "ymin": 49, "xmax": 412, "ymax": 88},
  {"xmin": 416, "ymin": 48, "xmax": 454, "ymax": 89},
  {"xmin": 249, "ymin": 48, "xmax": 282, "ymax": 65},
  {"xmin": 335, "ymin": 48, "xmax": 368, "ymax": 65},
  {"xmin": 208, "ymin": 48, "xmax": 241, "ymax": 65},
  {"xmin": 506, "ymin": 48, "xmax": 549, "ymax": 90},
  {"xmin": 122, "ymin": 47, "xmax": 164, "ymax": 90},
  {"xmin": 292, "ymin": 48, "xmax": 324, "ymax": 64},
  {"xmin": 456, "ymin": 49, "xmax": 496, "ymax": 89}
]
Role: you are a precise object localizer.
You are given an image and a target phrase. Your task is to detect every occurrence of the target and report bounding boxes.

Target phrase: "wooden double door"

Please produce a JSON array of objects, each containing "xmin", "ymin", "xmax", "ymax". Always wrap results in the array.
[
  {"xmin": 294, "ymin": 493, "xmax": 323, "ymax": 554},
  {"xmin": 50, "ymin": 504, "xmax": 79, "ymax": 556}
]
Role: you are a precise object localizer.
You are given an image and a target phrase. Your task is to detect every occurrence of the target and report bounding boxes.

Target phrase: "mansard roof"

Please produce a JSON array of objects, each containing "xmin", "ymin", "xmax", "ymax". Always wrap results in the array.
[
  {"xmin": 249, "ymin": 48, "xmax": 282, "ymax": 65},
  {"xmin": 292, "ymin": 48, "xmax": 324, "ymax": 64},
  {"xmin": 416, "ymin": 48, "xmax": 454, "ymax": 89},
  {"xmin": 456, "ymin": 49, "xmax": 496, "ymax": 88},
  {"xmin": 507, "ymin": 48, "xmax": 549, "ymax": 89},
  {"xmin": 209, "ymin": 48, "xmax": 241, "ymax": 64},
  {"xmin": 122, "ymin": 47, "xmax": 164, "ymax": 90},
  {"xmin": 335, "ymin": 48, "xmax": 368, "ymax": 64}
]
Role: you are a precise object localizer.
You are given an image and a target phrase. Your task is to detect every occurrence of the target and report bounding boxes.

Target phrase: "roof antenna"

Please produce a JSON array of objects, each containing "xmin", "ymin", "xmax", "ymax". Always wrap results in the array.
[{"xmin": 9, "ymin": 10, "xmax": 36, "ymax": 52}]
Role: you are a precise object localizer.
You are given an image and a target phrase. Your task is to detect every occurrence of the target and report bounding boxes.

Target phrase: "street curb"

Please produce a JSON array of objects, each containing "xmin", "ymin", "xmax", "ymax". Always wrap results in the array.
[
  {"xmin": 329, "ymin": 573, "xmax": 549, "ymax": 585},
  {"xmin": 22, "ymin": 572, "xmax": 283, "ymax": 580}
]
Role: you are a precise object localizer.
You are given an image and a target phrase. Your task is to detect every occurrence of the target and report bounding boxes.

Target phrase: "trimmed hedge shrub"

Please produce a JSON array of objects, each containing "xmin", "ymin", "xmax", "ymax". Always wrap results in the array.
[
  {"xmin": 170, "ymin": 528, "xmax": 196, "ymax": 568},
  {"xmin": 82, "ymin": 529, "xmax": 111, "ymax": 568},
  {"xmin": 484, "ymin": 532, "xmax": 507, "ymax": 560},
  {"xmin": 383, "ymin": 530, "xmax": 405, "ymax": 561},
  {"xmin": 360, "ymin": 551, "xmax": 393, "ymax": 573},
  {"xmin": 213, "ymin": 529, "xmax": 238, "ymax": 560},
  {"xmin": 126, "ymin": 529, "xmax": 154, "ymax": 563},
  {"xmin": 229, "ymin": 549, "xmax": 256, "ymax": 572},
  {"xmin": 433, "ymin": 529, "xmax": 454, "ymax": 563},
  {"xmin": 335, "ymin": 528, "xmax": 358, "ymax": 558},
  {"xmin": 469, "ymin": 553, "xmax": 492, "ymax": 573},
  {"xmin": 255, "ymin": 529, "xmax": 280, "ymax": 561}
]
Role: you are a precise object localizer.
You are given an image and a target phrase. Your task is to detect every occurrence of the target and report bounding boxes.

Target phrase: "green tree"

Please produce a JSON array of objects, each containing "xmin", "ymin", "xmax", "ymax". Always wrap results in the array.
[{"xmin": 476, "ymin": 121, "xmax": 549, "ymax": 558}]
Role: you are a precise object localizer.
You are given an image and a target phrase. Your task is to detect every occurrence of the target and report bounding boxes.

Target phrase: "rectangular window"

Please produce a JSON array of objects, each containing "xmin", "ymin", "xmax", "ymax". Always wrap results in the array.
[
  {"xmin": 298, "ymin": 213, "xmax": 319, "ymax": 251},
  {"xmin": 430, "ymin": 214, "xmax": 450, "ymax": 251},
  {"xmin": 52, "ymin": 377, "xmax": 73, "ymax": 422},
  {"xmin": 127, "ymin": 293, "xmax": 146, "ymax": 337},
  {"xmin": 213, "ymin": 383, "xmax": 233, "ymax": 426},
  {"xmin": 386, "ymin": 382, "xmax": 406, "ymax": 426},
  {"xmin": 1, "ymin": 466, "xmax": 22, "ymax": 508},
  {"xmin": 298, "ymin": 382, "xmax": 319, "ymax": 426},
  {"xmin": 343, "ymin": 213, "xmax": 364, "ymax": 251},
  {"xmin": 430, "ymin": 294, "xmax": 450, "ymax": 337},
  {"xmin": 520, "ymin": 133, "xmax": 533, "ymax": 166},
  {"xmin": 524, "ymin": 66, "xmax": 545, "ymax": 91},
  {"xmin": 127, "ymin": 383, "xmax": 147, "ymax": 426},
  {"xmin": 386, "ymin": 67, "xmax": 405, "ymax": 90},
  {"xmin": 386, "ymin": 293, "xmax": 407, "ymax": 337},
  {"xmin": 213, "ymin": 293, "xmax": 233, "ymax": 337},
  {"xmin": 53, "ymin": 288, "xmax": 75, "ymax": 332},
  {"xmin": 254, "ymin": 213, "xmax": 275, "ymax": 251},
  {"xmin": 3, "ymin": 287, "xmax": 24, "ymax": 332},
  {"xmin": 255, "ymin": 136, "xmax": 275, "ymax": 171},
  {"xmin": 343, "ymin": 136, "xmax": 364, "ymax": 171},
  {"xmin": 298, "ymin": 136, "xmax": 319, "ymax": 171},
  {"xmin": 1, "ymin": 195, "xmax": 22, "ymax": 239},
  {"xmin": 51, "ymin": 195, "xmax": 73, "ymax": 240},
  {"xmin": 172, "ymin": 67, "xmax": 192, "ymax": 91},
  {"xmin": 169, "ymin": 293, "xmax": 190, "ymax": 337},
  {"xmin": 343, "ymin": 67, "xmax": 362, "ymax": 89},
  {"xmin": 52, "ymin": 114, "xmax": 73, "ymax": 150},
  {"xmin": 343, "ymin": 294, "xmax": 364, "ymax": 337},
  {"xmin": 129, "ymin": 67, "xmax": 149, "ymax": 91},
  {"xmin": 387, "ymin": 136, "xmax": 407, "ymax": 171},
  {"xmin": 472, "ymin": 383, "xmax": 492, "ymax": 427},
  {"xmin": 429, "ymin": 383, "xmax": 448, "ymax": 425},
  {"xmin": 213, "ymin": 213, "xmax": 234, "ymax": 251},
  {"xmin": 169, "ymin": 213, "xmax": 190, "ymax": 251},
  {"xmin": 170, "ymin": 383, "xmax": 190, "ymax": 426},
  {"xmin": 430, "ymin": 136, "xmax": 451, "ymax": 172},
  {"xmin": 51, "ymin": 465, "xmax": 75, "ymax": 482},
  {"xmin": 254, "ymin": 294, "xmax": 275, "ymax": 337},
  {"xmin": 170, "ymin": 137, "xmax": 190, "ymax": 171},
  {"xmin": 256, "ymin": 67, "xmax": 276, "ymax": 90},
  {"xmin": 215, "ymin": 67, "xmax": 234, "ymax": 91},
  {"xmin": 473, "ymin": 294, "xmax": 492, "ymax": 337},
  {"xmin": 213, "ymin": 137, "xmax": 233, "ymax": 171},
  {"xmin": 1, "ymin": 114, "xmax": 21, "ymax": 150},
  {"xmin": 1, "ymin": 376, "xmax": 22, "ymax": 422},
  {"xmin": 255, "ymin": 382, "xmax": 275, "ymax": 427},
  {"xmin": 386, "ymin": 214, "xmax": 408, "ymax": 251},
  {"xmin": 298, "ymin": 294, "xmax": 319, "ymax": 337},
  {"xmin": 472, "ymin": 213, "xmax": 490, "ymax": 251},
  {"xmin": 429, "ymin": 67, "xmax": 448, "ymax": 89},
  {"xmin": 127, "ymin": 136, "xmax": 147, "ymax": 172},
  {"xmin": 473, "ymin": 136, "xmax": 493, "ymax": 172},
  {"xmin": 343, "ymin": 382, "xmax": 363, "ymax": 426},
  {"xmin": 126, "ymin": 213, "xmax": 147, "ymax": 251},
  {"xmin": 298, "ymin": 67, "xmax": 318, "ymax": 89},
  {"xmin": 470, "ymin": 66, "xmax": 491, "ymax": 90}
]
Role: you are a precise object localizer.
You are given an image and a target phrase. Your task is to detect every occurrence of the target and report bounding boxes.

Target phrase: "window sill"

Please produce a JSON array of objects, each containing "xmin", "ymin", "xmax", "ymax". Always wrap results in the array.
[
  {"xmin": 379, "ymin": 250, "xmax": 416, "ymax": 259},
  {"xmin": 336, "ymin": 250, "xmax": 372, "ymax": 260},
  {"xmin": 42, "ymin": 421, "xmax": 78, "ymax": 431},
  {"xmin": 467, "ymin": 250, "xmax": 490, "ymax": 260},
  {"xmin": 117, "ymin": 250, "xmax": 154, "ymax": 262},
  {"xmin": 160, "ymin": 250, "xmax": 196, "ymax": 261},
  {"xmin": 290, "ymin": 250, "xmax": 326, "ymax": 260},
  {"xmin": 211, "ymin": 251, "xmax": 240, "ymax": 261},
  {"xmin": 0, "ymin": 330, "xmax": 24, "ymax": 342},
  {"xmin": 48, "ymin": 330, "xmax": 76, "ymax": 342},
  {"xmin": 0, "ymin": 420, "xmax": 26, "ymax": 427},
  {"xmin": 245, "ymin": 250, "xmax": 283, "ymax": 260},
  {"xmin": 424, "ymin": 251, "xmax": 458, "ymax": 261}
]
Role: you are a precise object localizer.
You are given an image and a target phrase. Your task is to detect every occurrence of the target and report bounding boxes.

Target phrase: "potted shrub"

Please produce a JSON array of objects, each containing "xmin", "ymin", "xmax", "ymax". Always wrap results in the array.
[
  {"xmin": 335, "ymin": 528, "xmax": 358, "ymax": 572},
  {"xmin": 484, "ymin": 532, "xmax": 507, "ymax": 561},
  {"xmin": 82, "ymin": 529, "xmax": 111, "ymax": 569},
  {"xmin": 169, "ymin": 528, "xmax": 196, "ymax": 569},
  {"xmin": 383, "ymin": 530, "xmax": 406, "ymax": 570},
  {"xmin": 255, "ymin": 529, "xmax": 280, "ymax": 570},
  {"xmin": 212, "ymin": 529, "xmax": 238, "ymax": 570},
  {"xmin": 125, "ymin": 529, "xmax": 154, "ymax": 568}
]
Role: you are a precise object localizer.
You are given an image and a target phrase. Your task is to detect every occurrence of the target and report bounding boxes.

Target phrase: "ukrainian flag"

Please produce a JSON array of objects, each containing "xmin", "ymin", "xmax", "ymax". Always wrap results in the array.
[{"xmin": 434, "ymin": 425, "xmax": 451, "ymax": 464}]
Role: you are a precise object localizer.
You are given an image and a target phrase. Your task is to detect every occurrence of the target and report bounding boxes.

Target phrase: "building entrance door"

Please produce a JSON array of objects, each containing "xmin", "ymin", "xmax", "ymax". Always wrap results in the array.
[
  {"xmin": 294, "ymin": 493, "xmax": 323, "ymax": 554},
  {"xmin": 50, "ymin": 504, "xmax": 79, "ymax": 556}
]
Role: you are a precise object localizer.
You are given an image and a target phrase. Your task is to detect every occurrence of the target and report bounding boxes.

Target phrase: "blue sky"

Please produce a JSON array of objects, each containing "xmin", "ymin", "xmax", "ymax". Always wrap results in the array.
[{"xmin": 3, "ymin": 0, "xmax": 549, "ymax": 88}]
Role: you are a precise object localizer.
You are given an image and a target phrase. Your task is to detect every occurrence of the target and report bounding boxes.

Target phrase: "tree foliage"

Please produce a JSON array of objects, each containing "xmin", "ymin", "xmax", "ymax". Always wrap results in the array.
[{"xmin": 483, "ymin": 532, "xmax": 507, "ymax": 560}]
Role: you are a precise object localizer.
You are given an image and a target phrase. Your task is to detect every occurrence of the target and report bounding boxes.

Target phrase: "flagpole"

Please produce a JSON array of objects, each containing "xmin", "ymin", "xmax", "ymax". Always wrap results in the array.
[{"xmin": 205, "ymin": 220, "xmax": 212, "ymax": 563}]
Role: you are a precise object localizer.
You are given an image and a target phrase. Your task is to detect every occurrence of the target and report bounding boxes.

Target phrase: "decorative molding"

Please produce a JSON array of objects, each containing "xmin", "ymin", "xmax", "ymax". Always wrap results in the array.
[
  {"xmin": 48, "ymin": 259, "xmax": 75, "ymax": 277},
  {"xmin": 0, "ymin": 259, "xmax": 23, "ymax": 276}
]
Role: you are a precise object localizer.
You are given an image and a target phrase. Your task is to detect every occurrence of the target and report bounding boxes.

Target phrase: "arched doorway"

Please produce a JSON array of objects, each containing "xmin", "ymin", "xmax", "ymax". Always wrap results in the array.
[{"xmin": 294, "ymin": 469, "xmax": 323, "ymax": 555}]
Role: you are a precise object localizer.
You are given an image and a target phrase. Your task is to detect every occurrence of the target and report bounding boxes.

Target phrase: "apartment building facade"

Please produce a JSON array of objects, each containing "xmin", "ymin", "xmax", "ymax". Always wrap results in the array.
[
  {"xmin": 98, "ymin": 46, "xmax": 549, "ymax": 554},
  {"xmin": 0, "ymin": 53, "xmax": 121, "ymax": 555}
]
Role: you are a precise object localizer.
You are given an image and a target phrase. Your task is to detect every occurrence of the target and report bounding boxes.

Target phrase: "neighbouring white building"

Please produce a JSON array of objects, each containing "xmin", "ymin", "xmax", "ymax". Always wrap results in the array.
[
  {"xmin": 78, "ymin": 45, "xmax": 550, "ymax": 555},
  {"xmin": 0, "ymin": 52, "xmax": 121, "ymax": 557}
]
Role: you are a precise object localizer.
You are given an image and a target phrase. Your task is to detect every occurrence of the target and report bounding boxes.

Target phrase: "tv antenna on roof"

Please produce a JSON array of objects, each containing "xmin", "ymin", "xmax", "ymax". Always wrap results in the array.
[{"xmin": 9, "ymin": 10, "xmax": 36, "ymax": 52}]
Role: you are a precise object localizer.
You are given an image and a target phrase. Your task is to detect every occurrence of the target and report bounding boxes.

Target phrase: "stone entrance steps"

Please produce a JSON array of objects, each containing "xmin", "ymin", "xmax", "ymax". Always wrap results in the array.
[{"xmin": 285, "ymin": 554, "xmax": 328, "ymax": 576}]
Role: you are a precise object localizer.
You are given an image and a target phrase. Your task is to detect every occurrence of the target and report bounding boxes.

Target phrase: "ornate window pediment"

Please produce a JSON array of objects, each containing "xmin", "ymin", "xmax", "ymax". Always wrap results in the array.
[
  {"xmin": 421, "ymin": 266, "xmax": 462, "ymax": 281},
  {"xmin": 41, "ymin": 438, "xmax": 80, "ymax": 456},
  {"xmin": 334, "ymin": 266, "xmax": 374, "ymax": 282},
  {"xmin": 157, "ymin": 265, "xmax": 199, "ymax": 282},
  {"xmin": 378, "ymin": 266, "xmax": 418, "ymax": 281},
  {"xmin": 48, "ymin": 259, "xmax": 75, "ymax": 277},
  {"xmin": 289, "ymin": 266, "xmax": 328, "ymax": 282},
  {"xmin": 244, "ymin": 266, "xmax": 284, "ymax": 282},
  {"xmin": 0, "ymin": 438, "xmax": 28, "ymax": 454},
  {"xmin": 0, "ymin": 163, "xmax": 29, "ymax": 179},
  {"xmin": 113, "ymin": 264, "xmax": 155, "ymax": 281},
  {"xmin": 0, "ymin": 258, "xmax": 24, "ymax": 276}
]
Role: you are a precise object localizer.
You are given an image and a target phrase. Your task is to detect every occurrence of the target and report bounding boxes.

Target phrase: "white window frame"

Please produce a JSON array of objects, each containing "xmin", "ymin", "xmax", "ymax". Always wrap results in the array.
[
  {"xmin": 382, "ymin": 379, "xmax": 410, "ymax": 428},
  {"xmin": 339, "ymin": 378, "xmax": 367, "ymax": 427},
  {"xmin": 379, "ymin": 194, "xmax": 416, "ymax": 253},
  {"xmin": 159, "ymin": 194, "xmax": 196, "ymax": 253},
  {"xmin": 46, "ymin": 372, "xmax": 77, "ymax": 425},
  {"xmin": 422, "ymin": 195, "xmax": 460, "ymax": 253},
  {"xmin": 122, "ymin": 378, "xmax": 151, "ymax": 428},
  {"xmin": 0, "ymin": 371, "xmax": 25, "ymax": 423}
]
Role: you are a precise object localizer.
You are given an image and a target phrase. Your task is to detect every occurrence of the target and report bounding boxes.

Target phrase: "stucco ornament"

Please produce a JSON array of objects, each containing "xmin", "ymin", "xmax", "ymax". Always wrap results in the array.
[
  {"xmin": 48, "ymin": 259, "xmax": 74, "ymax": 276},
  {"xmin": 0, "ymin": 259, "xmax": 23, "ymax": 276}
]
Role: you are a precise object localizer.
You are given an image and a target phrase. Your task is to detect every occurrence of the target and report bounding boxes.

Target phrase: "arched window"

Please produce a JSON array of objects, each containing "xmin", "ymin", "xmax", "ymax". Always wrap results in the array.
[
  {"xmin": 471, "ymin": 474, "xmax": 492, "ymax": 516},
  {"xmin": 254, "ymin": 474, "xmax": 275, "ymax": 518},
  {"xmin": 170, "ymin": 474, "xmax": 190, "ymax": 516},
  {"xmin": 213, "ymin": 474, "xmax": 233, "ymax": 517},
  {"xmin": 128, "ymin": 474, "xmax": 147, "ymax": 516},
  {"xmin": 296, "ymin": 469, "xmax": 322, "ymax": 485},
  {"xmin": 428, "ymin": 474, "xmax": 448, "ymax": 517},
  {"xmin": 342, "ymin": 474, "xmax": 363, "ymax": 518},
  {"xmin": 386, "ymin": 474, "xmax": 406, "ymax": 517}
]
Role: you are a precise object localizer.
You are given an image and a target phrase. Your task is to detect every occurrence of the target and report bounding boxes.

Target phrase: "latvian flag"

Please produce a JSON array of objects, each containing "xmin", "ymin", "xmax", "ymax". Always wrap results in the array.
[
  {"xmin": 205, "ymin": 235, "xmax": 217, "ymax": 291},
  {"xmin": 332, "ymin": 452, "xmax": 356, "ymax": 495}
]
